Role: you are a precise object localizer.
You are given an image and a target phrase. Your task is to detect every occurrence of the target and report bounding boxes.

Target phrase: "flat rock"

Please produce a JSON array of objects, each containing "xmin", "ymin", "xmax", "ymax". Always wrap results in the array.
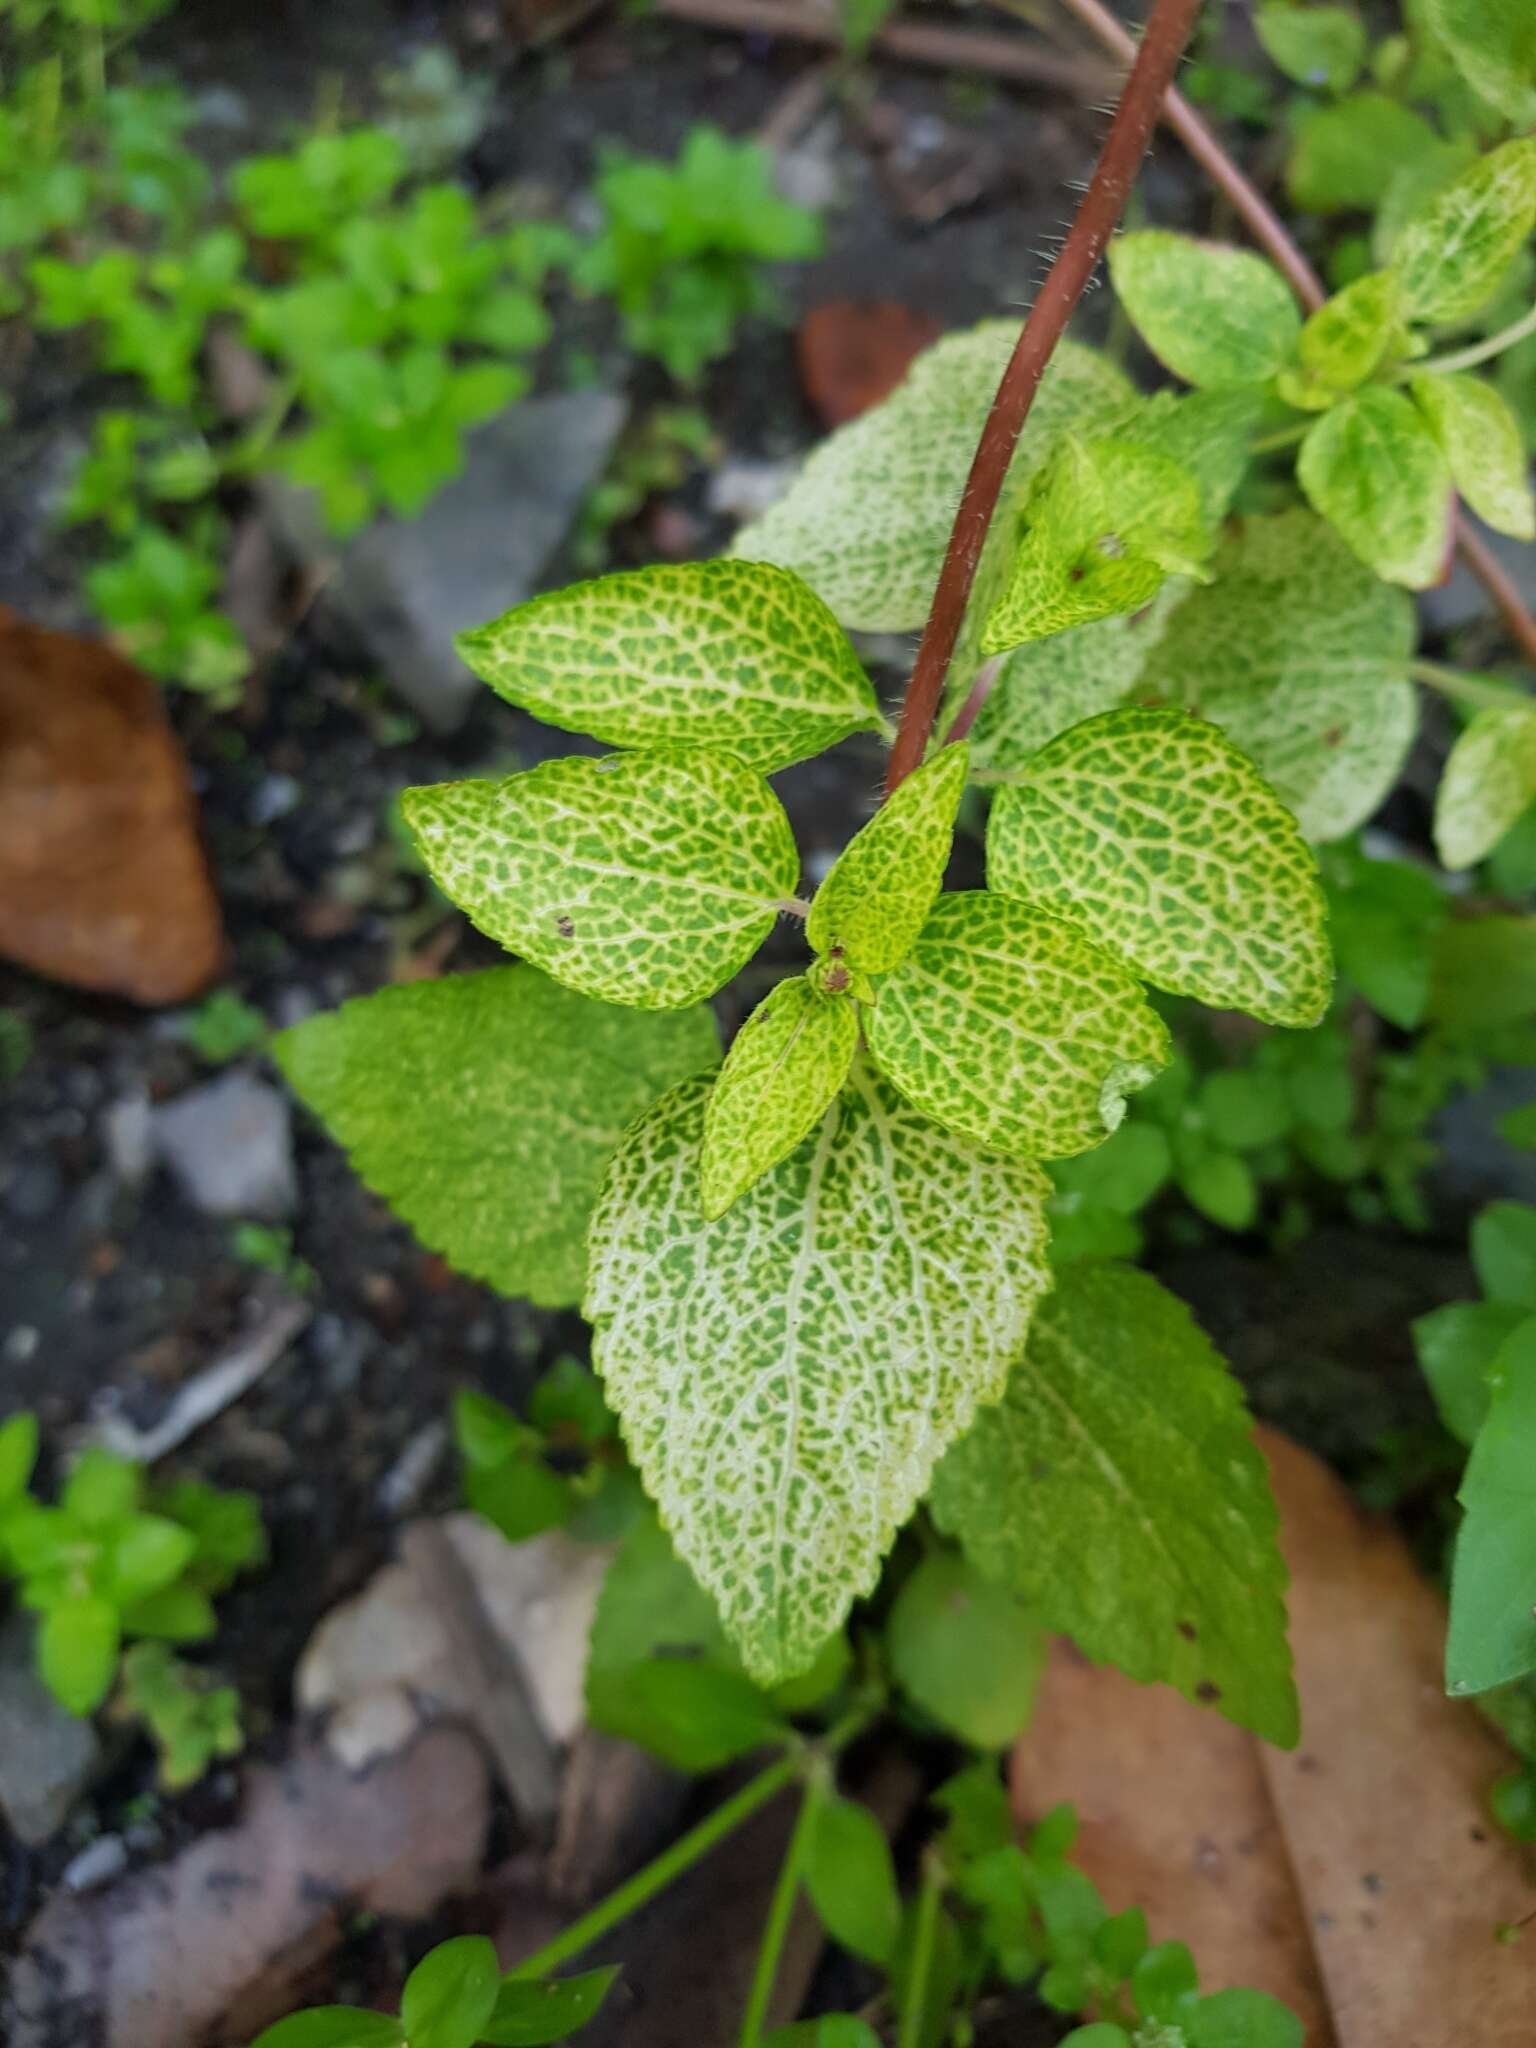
[
  {"xmin": 6, "ymin": 1726, "xmax": 490, "ymax": 2048},
  {"xmin": 265, "ymin": 393, "xmax": 627, "ymax": 732},
  {"xmin": 151, "ymin": 1071, "xmax": 296, "ymax": 1220},
  {"xmin": 0, "ymin": 1612, "xmax": 102, "ymax": 1846}
]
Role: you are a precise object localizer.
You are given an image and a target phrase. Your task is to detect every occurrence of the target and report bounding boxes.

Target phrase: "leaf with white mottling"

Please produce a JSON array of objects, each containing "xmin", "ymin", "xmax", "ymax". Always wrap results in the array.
[
  {"xmin": 1108, "ymin": 231, "xmax": 1302, "ymax": 390},
  {"xmin": 806, "ymin": 745, "xmax": 967, "ymax": 975},
  {"xmin": 1434, "ymin": 703, "xmax": 1536, "ymax": 871},
  {"xmin": 867, "ymin": 893, "xmax": 1168, "ymax": 1159},
  {"xmin": 1133, "ymin": 510, "xmax": 1417, "ymax": 843},
  {"xmin": 1297, "ymin": 385, "xmax": 1453, "ymax": 588},
  {"xmin": 732, "ymin": 328, "xmax": 1134, "ymax": 631},
  {"xmin": 987, "ymin": 707, "xmax": 1333, "ymax": 1027},
  {"xmin": 585, "ymin": 1064, "xmax": 1053, "ymax": 1683},
  {"xmin": 1275, "ymin": 270, "xmax": 1411, "ymax": 411},
  {"xmin": 403, "ymin": 749, "xmax": 798, "ymax": 1010},
  {"xmin": 455, "ymin": 560, "xmax": 883, "ymax": 772},
  {"xmin": 1412, "ymin": 374, "xmax": 1535, "ymax": 541},
  {"xmin": 1108, "ymin": 387, "xmax": 1262, "ymax": 526},
  {"xmin": 930, "ymin": 1261, "xmax": 1297, "ymax": 1745},
  {"xmin": 982, "ymin": 437, "xmax": 1211, "ymax": 654},
  {"xmin": 276, "ymin": 968, "xmax": 719, "ymax": 1310},
  {"xmin": 701, "ymin": 976, "xmax": 858, "ymax": 1220},
  {"xmin": 1391, "ymin": 135, "xmax": 1536, "ymax": 322}
]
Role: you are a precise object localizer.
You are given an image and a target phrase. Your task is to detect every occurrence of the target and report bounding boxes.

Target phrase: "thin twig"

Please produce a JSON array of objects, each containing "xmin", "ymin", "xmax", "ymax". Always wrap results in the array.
[
  {"xmin": 1406, "ymin": 300, "xmax": 1536, "ymax": 378},
  {"xmin": 1047, "ymin": 0, "xmax": 1536, "ymax": 669},
  {"xmin": 652, "ymin": 0, "xmax": 1112, "ymax": 97},
  {"xmin": 884, "ymin": 0, "xmax": 1206, "ymax": 794}
]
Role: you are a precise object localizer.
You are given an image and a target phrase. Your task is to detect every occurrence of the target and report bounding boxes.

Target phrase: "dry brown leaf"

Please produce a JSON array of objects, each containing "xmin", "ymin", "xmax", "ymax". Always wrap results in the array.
[
  {"xmin": 6, "ymin": 1726, "xmax": 490, "ymax": 2048},
  {"xmin": 797, "ymin": 301, "xmax": 943, "ymax": 427},
  {"xmin": 0, "ymin": 608, "xmax": 224, "ymax": 1003},
  {"xmin": 1011, "ymin": 1428, "xmax": 1536, "ymax": 2046}
]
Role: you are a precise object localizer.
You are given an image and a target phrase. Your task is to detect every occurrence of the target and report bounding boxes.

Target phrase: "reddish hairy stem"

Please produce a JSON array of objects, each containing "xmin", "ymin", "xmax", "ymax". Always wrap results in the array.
[
  {"xmin": 884, "ymin": 0, "xmax": 1205, "ymax": 795},
  {"xmin": 1053, "ymin": 0, "xmax": 1536, "ymax": 668}
]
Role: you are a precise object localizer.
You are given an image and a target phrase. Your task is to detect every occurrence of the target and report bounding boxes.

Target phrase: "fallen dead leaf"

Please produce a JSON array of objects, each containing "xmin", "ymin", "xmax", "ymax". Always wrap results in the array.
[
  {"xmin": 0, "ymin": 608, "xmax": 224, "ymax": 1003},
  {"xmin": 798, "ymin": 301, "xmax": 943, "ymax": 428},
  {"xmin": 1011, "ymin": 1428, "xmax": 1536, "ymax": 2046},
  {"xmin": 5, "ymin": 1725, "xmax": 490, "ymax": 2048}
]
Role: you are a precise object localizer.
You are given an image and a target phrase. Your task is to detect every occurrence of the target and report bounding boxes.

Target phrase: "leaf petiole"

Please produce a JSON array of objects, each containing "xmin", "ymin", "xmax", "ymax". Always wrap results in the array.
[
  {"xmin": 737, "ymin": 1766, "xmax": 828, "ymax": 2047},
  {"xmin": 896, "ymin": 1850, "xmax": 945, "ymax": 2048},
  {"xmin": 1403, "ymin": 301, "xmax": 1536, "ymax": 380}
]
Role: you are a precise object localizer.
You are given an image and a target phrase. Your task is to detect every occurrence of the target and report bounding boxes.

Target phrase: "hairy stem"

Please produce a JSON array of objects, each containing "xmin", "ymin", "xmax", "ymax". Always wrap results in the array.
[
  {"xmin": 509, "ymin": 1751, "xmax": 800, "ymax": 1980},
  {"xmin": 1046, "ymin": 0, "xmax": 1536, "ymax": 670},
  {"xmin": 883, "ymin": 0, "xmax": 1206, "ymax": 795},
  {"xmin": 737, "ymin": 1769, "xmax": 825, "ymax": 2047}
]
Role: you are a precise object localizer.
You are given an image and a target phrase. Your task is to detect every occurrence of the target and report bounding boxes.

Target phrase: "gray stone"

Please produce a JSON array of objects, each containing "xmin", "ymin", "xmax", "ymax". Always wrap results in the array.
[
  {"xmin": 265, "ymin": 392, "xmax": 628, "ymax": 732},
  {"xmin": 103, "ymin": 1090, "xmax": 154, "ymax": 1186},
  {"xmin": 0, "ymin": 1612, "xmax": 102, "ymax": 1845},
  {"xmin": 151, "ymin": 1071, "xmax": 296, "ymax": 1220}
]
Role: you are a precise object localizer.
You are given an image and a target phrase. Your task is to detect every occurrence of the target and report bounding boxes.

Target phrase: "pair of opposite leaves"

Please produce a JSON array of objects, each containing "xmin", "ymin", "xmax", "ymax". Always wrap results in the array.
[{"xmin": 405, "ymin": 556, "xmax": 1332, "ymax": 1224}]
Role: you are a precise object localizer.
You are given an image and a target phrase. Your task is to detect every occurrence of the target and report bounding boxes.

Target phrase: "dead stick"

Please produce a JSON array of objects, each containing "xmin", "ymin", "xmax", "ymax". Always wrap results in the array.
[
  {"xmin": 653, "ymin": 0, "xmax": 1112, "ymax": 97},
  {"xmin": 1050, "ymin": 0, "xmax": 1536, "ymax": 669},
  {"xmin": 885, "ymin": 0, "xmax": 1205, "ymax": 793}
]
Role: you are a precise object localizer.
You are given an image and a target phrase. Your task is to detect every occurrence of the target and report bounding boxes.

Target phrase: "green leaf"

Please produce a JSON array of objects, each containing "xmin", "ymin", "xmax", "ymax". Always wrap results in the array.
[
  {"xmin": 806, "ymin": 745, "xmax": 968, "ymax": 975},
  {"xmin": 63, "ymin": 1447, "xmax": 140, "ymax": 1529},
  {"xmin": 586, "ymin": 1659, "xmax": 786, "ymax": 1770},
  {"xmin": 764, "ymin": 2021, "xmax": 882, "ymax": 2048},
  {"xmin": 867, "ymin": 892, "xmax": 1169, "ymax": 1159},
  {"xmin": 118, "ymin": 1583, "xmax": 217, "ymax": 1642},
  {"xmin": 1325, "ymin": 849, "xmax": 1447, "ymax": 1028},
  {"xmin": 734, "ymin": 327, "xmax": 1134, "ymax": 631},
  {"xmin": 39, "ymin": 1597, "xmax": 121, "ymax": 1716},
  {"xmin": 1276, "ymin": 271, "xmax": 1409, "ymax": 411},
  {"xmin": 1412, "ymin": 375, "xmax": 1535, "ymax": 543},
  {"xmin": 1471, "ymin": 1200, "xmax": 1536, "ymax": 1307},
  {"xmin": 1178, "ymin": 1144, "xmax": 1259, "ymax": 1231},
  {"xmin": 1255, "ymin": 4, "xmax": 1366, "ymax": 90},
  {"xmin": 1108, "ymin": 232, "xmax": 1301, "ymax": 389},
  {"xmin": 1297, "ymin": 386, "xmax": 1452, "ymax": 589},
  {"xmin": 108, "ymin": 1515, "xmax": 197, "ymax": 1604},
  {"xmin": 982, "ymin": 437, "xmax": 1211, "ymax": 653},
  {"xmin": 1058, "ymin": 2030, "xmax": 1130, "ymax": 2048},
  {"xmin": 586, "ymin": 1508, "xmax": 734, "ymax": 1683},
  {"xmin": 1286, "ymin": 93, "xmax": 1440, "ymax": 214},
  {"xmin": 277, "ymin": 968, "xmax": 719, "ymax": 1310},
  {"xmin": 400, "ymin": 1938, "xmax": 500, "ymax": 2048},
  {"xmin": 251, "ymin": 2009, "xmax": 405, "ymax": 2048},
  {"xmin": 1199, "ymin": 1071, "xmax": 1293, "ymax": 1150},
  {"xmin": 1189, "ymin": 1988, "xmax": 1304, "ymax": 2048},
  {"xmin": 804, "ymin": 1793, "xmax": 902, "ymax": 1965},
  {"xmin": 586, "ymin": 1064, "xmax": 1052, "ymax": 1683},
  {"xmin": 987, "ymin": 707, "xmax": 1332, "ymax": 1027},
  {"xmin": 1391, "ymin": 138, "xmax": 1536, "ymax": 324},
  {"xmin": 454, "ymin": 1391, "xmax": 535, "ymax": 1470},
  {"xmin": 1134, "ymin": 1940, "xmax": 1200, "ymax": 2024},
  {"xmin": 701, "ymin": 977, "xmax": 858, "ymax": 1221},
  {"xmin": 466, "ymin": 1458, "xmax": 571, "ymax": 1544},
  {"xmin": 1429, "ymin": 916, "xmax": 1536, "ymax": 1035},
  {"xmin": 1133, "ymin": 510, "xmax": 1416, "ymax": 844},
  {"xmin": 1447, "ymin": 1319, "xmax": 1536, "ymax": 1694},
  {"xmin": 967, "ymin": 602, "xmax": 1178, "ymax": 776},
  {"xmin": 1110, "ymin": 388, "xmax": 1261, "ymax": 528},
  {"xmin": 887, "ymin": 1548, "xmax": 1046, "ymax": 1747},
  {"xmin": 1418, "ymin": 1294, "xmax": 1517, "ymax": 1446},
  {"xmin": 455, "ymin": 561, "xmax": 881, "ymax": 773},
  {"xmin": 1424, "ymin": 0, "xmax": 1536, "ymax": 121},
  {"xmin": 480, "ymin": 1969, "xmax": 618, "ymax": 2046},
  {"xmin": 405, "ymin": 752, "xmax": 798, "ymax": 1010},
  {"xmin": 0, "ymin": 1411, "xmax": 38, "ymax": 1506},
  {"xmin": 931, "ymin": 1263, "xmax": 1297, "ymax": 1745},
  {"xmin": 1434, "ymin": 703, "xmax": 1536, "ymax": 871}
]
